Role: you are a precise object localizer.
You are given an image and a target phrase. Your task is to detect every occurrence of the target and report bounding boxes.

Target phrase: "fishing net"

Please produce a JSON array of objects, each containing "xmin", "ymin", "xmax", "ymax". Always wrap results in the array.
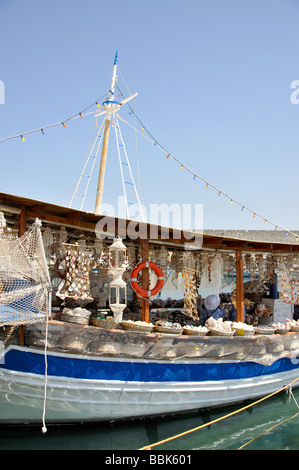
[{"xmin": 0, "ymin": 219, "xmax": 51, "ymax": 326}]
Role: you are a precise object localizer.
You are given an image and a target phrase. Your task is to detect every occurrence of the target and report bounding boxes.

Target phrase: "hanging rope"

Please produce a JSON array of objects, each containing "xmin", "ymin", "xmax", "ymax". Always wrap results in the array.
[{"xmin": 41, "ymin": 289, "xmax": 51, "ymax": 434}]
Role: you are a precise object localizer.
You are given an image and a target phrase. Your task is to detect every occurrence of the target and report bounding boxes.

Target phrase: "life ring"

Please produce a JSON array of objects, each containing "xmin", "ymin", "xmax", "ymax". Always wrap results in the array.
[{"xmin": 130, "ymin": 261, "xmax": 164, "ymax": 298}]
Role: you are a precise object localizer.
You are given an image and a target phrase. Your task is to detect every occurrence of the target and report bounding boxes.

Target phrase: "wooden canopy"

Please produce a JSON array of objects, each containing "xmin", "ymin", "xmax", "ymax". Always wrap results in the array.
[{"xmin": 1, "ymin": 191, "xmax": 298, "ymax": 323}]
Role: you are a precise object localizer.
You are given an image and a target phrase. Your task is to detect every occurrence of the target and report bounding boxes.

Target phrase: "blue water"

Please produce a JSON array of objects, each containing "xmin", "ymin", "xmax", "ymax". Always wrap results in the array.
[{"xmin": 1, "ymin": 387, "xmax": 299, "ymax": 450}]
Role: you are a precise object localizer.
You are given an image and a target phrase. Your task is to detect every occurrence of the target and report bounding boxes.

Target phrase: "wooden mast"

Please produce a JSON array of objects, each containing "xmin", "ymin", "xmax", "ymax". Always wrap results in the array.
[
  {"xmin": 94, "ymin": 118, "xmax": 111, "ymax": 214},
  {"xmin": 94, "ymin": 52, "xmax": 118, "ymax": 215},
  {"xmin": 94, "ymin": 52, "xmax": 138, "ymax": 216}
]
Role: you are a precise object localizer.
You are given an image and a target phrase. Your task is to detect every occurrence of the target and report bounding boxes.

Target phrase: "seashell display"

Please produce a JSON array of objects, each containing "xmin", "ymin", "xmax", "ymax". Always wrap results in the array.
[
  {"xmin": 272, "ymin": 322, "xmax": 290, "ymax": 334},
  {"xmin": 183, "ymin": 268, "xmax": 198, "ymax": 317},
  {"xmin": 57, "ymin": 244, "xmax": 93, "ymax": 301},
  {"xmin": 205, "ymin": 318, "xmax": 234, "ymax": 335}
]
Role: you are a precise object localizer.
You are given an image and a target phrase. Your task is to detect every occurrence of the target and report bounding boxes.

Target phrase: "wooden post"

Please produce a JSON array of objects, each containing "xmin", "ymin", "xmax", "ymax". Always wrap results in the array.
[
  {"xmin": 140, "ymin": 238, "xmax": 150, "ymax": 323},
  {"xmin": 94, "ymin": 118, "xmax": 111, "ymax": 215},
  {"xmin": 18, "ymin": 205, "xmax": 26, "ymax": 237},
  {"xmin": 235, "ymin": 249, "xmax": 245, "ymax": 322}
]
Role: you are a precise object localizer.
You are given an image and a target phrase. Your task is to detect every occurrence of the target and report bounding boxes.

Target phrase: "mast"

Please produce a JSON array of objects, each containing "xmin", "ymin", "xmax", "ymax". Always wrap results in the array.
[
  {"xmin": 94, "ymin": 52, "xmax": 118, "ymax": 215},
  {"xmin": 93, "ymin": 52, "xmax": 139, "ymax": 215}
]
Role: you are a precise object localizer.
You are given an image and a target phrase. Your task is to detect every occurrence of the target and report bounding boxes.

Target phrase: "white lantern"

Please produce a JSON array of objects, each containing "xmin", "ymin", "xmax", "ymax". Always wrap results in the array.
[{"xmin": 108, "ymin": 236, "xmax": 127, "ymax": 322}]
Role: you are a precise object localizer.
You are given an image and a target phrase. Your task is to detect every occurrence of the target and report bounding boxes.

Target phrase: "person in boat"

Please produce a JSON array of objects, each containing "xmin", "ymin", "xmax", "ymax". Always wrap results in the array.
[{"xmin": 200, "ymin": 294, "xmax": 224, "ymax": 326}]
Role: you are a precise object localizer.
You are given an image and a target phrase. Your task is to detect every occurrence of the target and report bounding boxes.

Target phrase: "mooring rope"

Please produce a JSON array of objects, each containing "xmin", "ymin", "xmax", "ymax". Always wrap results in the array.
[
  {"xmin": 237, "ymin": 383, "xmax": 299, "ymax": 449},
  {"xmin": 138, "ymin": 376, "xmax": 299, "ymax": 450}
]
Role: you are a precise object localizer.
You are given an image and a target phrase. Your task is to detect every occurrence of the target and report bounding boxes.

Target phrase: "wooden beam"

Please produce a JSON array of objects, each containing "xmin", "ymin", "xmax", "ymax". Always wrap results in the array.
[
  {"xmin": 236, "ymin": 249, "xmax": 245, "ymax": 322},
  {"xmin": 25, "ymin": 210, "xmax": 96, "ymax": 231}
]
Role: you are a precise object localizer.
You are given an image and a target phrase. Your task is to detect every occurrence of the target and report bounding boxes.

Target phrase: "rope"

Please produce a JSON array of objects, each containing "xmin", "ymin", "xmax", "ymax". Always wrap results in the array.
[
  {"xmin": 237, "ymin": 384, "xmax": 299, "ymax": 450},
  {"xmin": 138, "ymin": 375, "xmax": 299, "ymax": 450},
  {"xmin": 41, "ymin": 289, "xmax": 51, "ymax": 434},
  {"xmin": 0, "ymin": 92, "xmax": 109, "ymax": 143},
  {"xmin": 116, "ymin": 83, "xmax": 299, "ymax": 241}
]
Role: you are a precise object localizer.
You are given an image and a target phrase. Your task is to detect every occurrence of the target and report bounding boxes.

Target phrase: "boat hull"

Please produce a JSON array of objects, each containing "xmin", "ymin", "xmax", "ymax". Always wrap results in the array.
[{"xmin": 1, "ymin": 346, "xmax": 299, "ymax": 424}]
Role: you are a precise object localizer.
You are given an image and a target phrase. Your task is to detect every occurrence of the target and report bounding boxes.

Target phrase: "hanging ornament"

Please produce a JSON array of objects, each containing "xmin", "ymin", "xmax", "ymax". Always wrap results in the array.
[
  {"xmin": 59, "ymin": 226, "xmax": 68, "ymax": 244},
  {"xmin": 42, "ymin": 226, "xmax": 54, "ymax": 262},
  {"xmin": 156, "ymin": 246, "xmax": 169, "ymax": 277},
  {"xmin": 57, "ymin": 245, "xmax": 93, "ymax": 304},
  {"xmin": 108, "ymin": 236, "xmax": 127, "ymax": 322},
  {"xmin": 183, "ymin": 267, "xmax": 198, "ymax": 317},
  {"xmin": 77, "ymin": 233, "xmax": 86, "ymax": 251},
  {"xmin": 0, "ymin": 211, "xmax": 6, "ymax": 236},
  {"xmin": 209, "ymin": 253, "xmax": 223, "ymax": 294}
]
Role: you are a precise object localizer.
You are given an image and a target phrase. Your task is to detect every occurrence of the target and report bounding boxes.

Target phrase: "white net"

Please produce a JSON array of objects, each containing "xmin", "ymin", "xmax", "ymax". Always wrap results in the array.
[{"xmin": 0, "ymin": 219, "xmax": 51, "ymax": 326}]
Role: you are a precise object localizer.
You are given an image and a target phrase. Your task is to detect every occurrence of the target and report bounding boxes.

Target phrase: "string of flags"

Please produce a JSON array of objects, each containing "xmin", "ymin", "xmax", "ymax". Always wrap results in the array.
[
  {"xmin": 117, "ymin": 87, "xmax": 299, "ymax": 242},
  {"xmin": 0, "ymin": 92, "xmax": 109, "ymax": 144},
  {"xmin": 1, "ymin": 85, "xmax": 299, "ymax": 242}
]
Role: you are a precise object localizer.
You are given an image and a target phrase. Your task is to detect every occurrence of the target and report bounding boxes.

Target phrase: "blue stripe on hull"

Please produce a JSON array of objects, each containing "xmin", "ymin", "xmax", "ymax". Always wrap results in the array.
[{"xmin": 2, "ymin": 348, "xmax": 299, "ymax": 383}]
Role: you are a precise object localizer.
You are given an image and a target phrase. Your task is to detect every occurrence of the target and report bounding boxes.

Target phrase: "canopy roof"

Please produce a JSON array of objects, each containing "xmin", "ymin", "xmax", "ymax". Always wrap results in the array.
[{"xmin": 1, "ymin": 191, "xmax": 298, "ymax": 254}]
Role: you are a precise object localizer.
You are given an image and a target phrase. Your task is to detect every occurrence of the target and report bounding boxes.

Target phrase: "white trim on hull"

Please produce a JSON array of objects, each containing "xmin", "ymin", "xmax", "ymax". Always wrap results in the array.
[{"xmin": 1, "ymin": 360, "xmax": 299, "ymax": 424}]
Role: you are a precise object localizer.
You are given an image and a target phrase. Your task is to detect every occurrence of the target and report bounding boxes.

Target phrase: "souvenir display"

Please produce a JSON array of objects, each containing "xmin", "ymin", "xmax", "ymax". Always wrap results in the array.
[
  {"xmin": 154, "ymin": 320, "xmax": 182, "ymax": 334},
  {"xmin": 93, "ymin": 239, "xmax": 110, "ymax": 269},
  {"xmin": 244, "ymin": 253, "xmax": 257, "ymax": 280},
  {"xmin": 156, "ymin": 246, "xmax": 169, "ymax": 275},
  {"xmin": 210, "ymin": 253, "xmax": 223, "ymax": 294},
  {"xmin": 108, "ymin": 236, "xmax": 128, "ymax": 322},
  {"xmin": 265, "ymin": 254, "xmax": 277, "ymax": 284},
  {"xmin": 272, "ymin": 322, "xmax": 290, "ymax": 334},
  {"xmin": 57, "ymin": 245, "xmax": 93, "ymax": 303},
  {"xmin": 122, "ymin": 319, "xmax": 154, "ymax": 332},
  {"xmin": 278, "ymin": 269, "xmax": 299, "ymax": 304},
  {"xmin": 170, "ymin": 250, "xmax": 184, "ymax": 274},
  {"xmin": 42, "ymin": 226, "xmax": 54, "ymax": 262},
  {"xmin": 183, "ymin": 325, "xmax": 208, "ymax": 336},
  {"xmin": 205, "ymin": 318, "xmax": 234, "ymax": 336},
  {"xmin": 0, "ymin": 211, "xmax": 6, "ymax": 237},
  {"xmin": 183, "ymin": 268, "xmax": 198, "ymax": 317},
  {"xmin": 231, "ymin": 321, "xmax": 255, "ymax": 336}
]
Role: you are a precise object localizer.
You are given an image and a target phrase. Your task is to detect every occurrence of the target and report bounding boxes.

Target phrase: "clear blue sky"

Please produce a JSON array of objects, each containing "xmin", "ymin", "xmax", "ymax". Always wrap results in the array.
[{"xmin": 1, "ymin": 0, "xmax": 299, "ymax": 232}]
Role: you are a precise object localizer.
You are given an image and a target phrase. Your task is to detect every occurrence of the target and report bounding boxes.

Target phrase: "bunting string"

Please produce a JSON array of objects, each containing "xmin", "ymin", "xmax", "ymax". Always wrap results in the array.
[
  {"xmin": 0, "ymin": 92, "xmax": 109, "ymax": 143},
  {"xmin": 0, "ymin": 83, "xmax": 299, "ymax": 242},
  {"xmin": 116, "ymin": 85, "xmax": 299, "ymax": 242}
]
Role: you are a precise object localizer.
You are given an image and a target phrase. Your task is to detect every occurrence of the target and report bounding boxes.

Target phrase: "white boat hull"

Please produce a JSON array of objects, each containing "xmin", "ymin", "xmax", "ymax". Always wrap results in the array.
[{"xmin": 1, "ymin": 346, "xmax": 299, "ymax": 424}]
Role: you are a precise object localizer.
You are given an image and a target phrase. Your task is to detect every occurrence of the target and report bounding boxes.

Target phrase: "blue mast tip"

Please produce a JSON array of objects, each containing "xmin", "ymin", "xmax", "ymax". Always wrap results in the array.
[{"xmin": 114, "ymin": 51, "xmax": 118, "ymax": 65}]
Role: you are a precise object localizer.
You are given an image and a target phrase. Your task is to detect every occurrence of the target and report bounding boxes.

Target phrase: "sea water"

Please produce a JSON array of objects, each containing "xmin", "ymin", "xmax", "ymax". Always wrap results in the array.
[{"xmin": 0, "ymin": 387, "xmax": 299, "ymax": 450}]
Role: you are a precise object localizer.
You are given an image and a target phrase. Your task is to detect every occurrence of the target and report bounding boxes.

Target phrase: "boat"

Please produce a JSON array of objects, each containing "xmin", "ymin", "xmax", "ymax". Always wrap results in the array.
[{"xmin": 1, "ymin": 54, "xmax": 299, "ymax": 427}]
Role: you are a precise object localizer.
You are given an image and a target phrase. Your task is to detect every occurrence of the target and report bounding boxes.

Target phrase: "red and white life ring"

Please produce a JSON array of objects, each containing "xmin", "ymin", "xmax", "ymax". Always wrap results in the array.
[{"xmin": 130, "ymin": 261, "xmax": 164, "ymax": 298}]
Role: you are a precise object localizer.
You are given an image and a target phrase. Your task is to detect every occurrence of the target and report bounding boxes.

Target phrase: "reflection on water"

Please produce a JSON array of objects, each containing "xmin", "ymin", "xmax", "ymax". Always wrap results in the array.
[{"xmin": 1, "ymin": 387, "xmax": 299, "ymax": 450}]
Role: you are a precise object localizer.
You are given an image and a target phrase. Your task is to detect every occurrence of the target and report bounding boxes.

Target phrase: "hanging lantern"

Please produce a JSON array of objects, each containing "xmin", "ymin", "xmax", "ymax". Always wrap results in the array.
[
  {"xmin": 108, "ymin": 236, "xmax": 127, "ymax": 322},
  {"xmin": 0, "ymin": 211, "xmax": 6, "ymax": 236}
]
